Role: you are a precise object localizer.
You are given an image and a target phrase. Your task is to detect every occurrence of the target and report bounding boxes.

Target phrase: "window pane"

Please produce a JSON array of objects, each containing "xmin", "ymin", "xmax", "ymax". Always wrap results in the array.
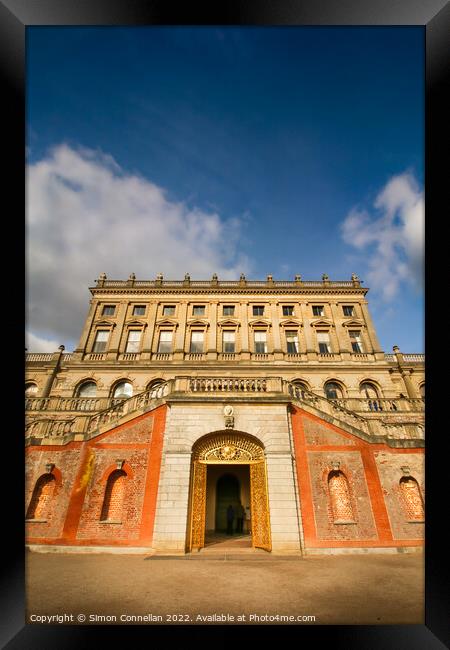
[
  {"xmin": 190, "ymin": 331, "xmax": 204, "ymax": 352},
  {"xmin": 25, "ymin": 383, "xmax": 38, "ymax": 395},
  {"xmin": 349, "ymin": 330, "xmax": 363, "ymax": 353},
  {"xmin": 133, "ymin": 305, "xmax": 146, "ymax": 315},
  {"xmin": 286, "ymin": 331, "xmax": 299, "ymax": 353},
  {"xmin": 283, "ymin": 306, "xmax": 294, "ymax": 316},
  {"xmin": 78, "ymin": 381, "xmax": 97, "ymax": 397},
  {"xmin": 317, "ymin": 331, "xmax": 330, "ymax": 353},
  {"xmin": 343, "ymin": 306, "xmax": 354, "ymax": 316},
  {"xmin": 113, "ymin": 382, "xmax": 133, "ymax": 398},
  {"xmin": 126, "ymin": 330, "xmax": 141, "ymax": 352},
  {"xmin": 158, "ymin": 330, "xmax": 173, "ymax": 353},
  {"xmin": 254, "ymin": 331, "xmax": 267, "ymax": 353},
  {"xmin": 223, "ymin": 331, "xmax": 235, "ymax": 353},
  {"xmin": 163, "ymin": 306, "xmax": 175, "ymax": 315},
  {"xmin": 193, "ymin": 306, "xmax": 205, "ymax": 315},
  {"xmin": 102, "ymin": 305, "xmax": 115, "ymax": 316},
  {"xmin": 93, "ymin": 330, "xmax": 109, "ymax": 352},
  {"xmin": 223, "ymin": 306, "xmax": 235, "ymax": 316},
  {"xmin": 313, "ymin": 306, "xmax": 324, "ymax": 316},
  {"xmin": 253, "ymin": 306, "xmax": 264, "ymax": 316}
]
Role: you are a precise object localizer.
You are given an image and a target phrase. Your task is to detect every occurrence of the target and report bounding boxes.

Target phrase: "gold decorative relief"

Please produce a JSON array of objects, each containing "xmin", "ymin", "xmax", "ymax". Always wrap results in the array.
[
  {"xmin": 193, "ymin": 431, "xmax": 264, "ymax": 463},
  {"xmin": 190, "ymin": 461, "xmax": 207, "ymax": 549},
  {"xmin": 250, "ymin": 461, "xmax": 272, "ymax": 551}
]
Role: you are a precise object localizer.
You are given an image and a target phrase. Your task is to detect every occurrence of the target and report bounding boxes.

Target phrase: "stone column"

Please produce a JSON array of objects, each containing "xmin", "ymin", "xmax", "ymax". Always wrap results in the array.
[
  {"xmin": 330, "ymin": 302, "xmax": 350, "ymax": 360},
  {"xmin": 394, "ymin": 346, "xmax": 419, "ymax": 398},
  {"xmin": 207, "ymin": 301, "xmax": 218, "ymax": 360},
  {"xmin": 152, "ymin": 450, "xmax": 192, "ymax": 552},
  {"xmin": 174, "ymin": 301, "xmax": 188, "ymax": 360},
  {"xmin": 141, "ymin": 302, "xmax": 158, "ymax": 360},
  {"xmin": 360, "ymin": 301, "xmax": 384, "ymax": 359},
  {"xmin": 270, "ymin": 302, "xmax": 283, "ymax": 359},
  {"xmin": 299, "ymin": 302, "xmax": 317, "ymax": 360},
  {"xmin": 73, "ymin": 299, "xmax": 98, "ymax": 360},
  {"xmin": 41, "ymin": 346, "xmax": 65, "ymax": 397},
  {"xmin": 266, "ymin": 452, "xmax": 302, "ymax": 552},
  {"xmin": 107, "ymin": 300, "xmax": 128, "ymax": 360},
  {"xmin": 239, "ymin": 301, "xmax": 250, "ymax": 360}
]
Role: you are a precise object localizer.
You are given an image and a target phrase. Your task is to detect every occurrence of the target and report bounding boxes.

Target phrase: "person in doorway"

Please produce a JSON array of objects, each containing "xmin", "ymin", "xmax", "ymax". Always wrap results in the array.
[
  {"xmin": 236, "ymin": 502, "xmax": 245, "ymax": 534},
  {"xmin": 226, "ymin": 504, "xmax": 235, "ymax": 535},
  {"xmin": 245, "ymin": 505, "xmax": 251, "ymax": 534}
]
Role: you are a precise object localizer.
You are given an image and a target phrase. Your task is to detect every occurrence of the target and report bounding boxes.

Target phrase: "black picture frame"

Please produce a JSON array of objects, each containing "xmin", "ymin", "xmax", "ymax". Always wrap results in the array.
[{"xmin": 4, "ymin": 1, "xmax": 449, "ymax": 647}]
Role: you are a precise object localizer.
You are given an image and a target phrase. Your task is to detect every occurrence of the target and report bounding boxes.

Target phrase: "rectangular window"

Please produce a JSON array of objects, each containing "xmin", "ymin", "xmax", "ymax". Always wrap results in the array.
[
  {"xmin": 282, "ymin": 306, "xmax": 294, "ymax": 316},
  {"xmin": 254, "ymin": 331, "xmax": 267, "ymax": 353},
  {"xmin": 102, "ymin": 305, "xmax": 115, "ymax": 316},
  {"xmin": 253, "ymin": 305, "xmax": 264, "ymax": 316},
  {"xmin": 223, "ymin": 305, "xmax": 235, "ymax": 316},
  {"xmin": 190, "ymin": 330, "xmax": 204, "ymax": 353},
  {"xmin": 222, "ymin": 331, "xmax": 235, "ymax": 353},
  {"xmin": 349, "ymin": 330, "xmax": 363, "ymax": 353},
  {"xmin": 343, "ymin": 305, "xmax": 354, "ymax": 317},
  {"xmin": 317, "ymin": 331, "xmax": 331, "ymax": 354},
  {"xmin": 126, "ymin": 330, "xmax": 141, "ymax": 353},
  {"xmin": 193, "ymin": 305, "xmax": 206, "ymax": 316},
  {"xmin": 158, "ymin": 330, "xmax": 173, "ymax": 353},
  {"xmin": 163, "ymin": 305, "xmax": 175, "ymax": 316},
  {"xmin": 93, "ymin": 330, "xmax": 109, "ymax": 353},
  {"xmin": 133, "ymin": 305, "xmax": 146, "ymax": 316},
  {"xmin": 286, "ymin": 330, "xmax": 299, "ymax": 354},
  {"xmin": 312, "ymin": 305, "xmax": 324, "ymax": 317}
]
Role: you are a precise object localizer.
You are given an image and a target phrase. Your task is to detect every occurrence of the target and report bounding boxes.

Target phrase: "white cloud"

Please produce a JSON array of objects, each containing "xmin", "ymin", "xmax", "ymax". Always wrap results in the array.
[
  {"xmin": 26, "ymin": 331, "xmax": 61, "ymax": 353},
  {"xmin": 340, "ymin": 172, "xmax": 424, "ymax": 300},
  {"xmin": 26, "ymin": 144, "xmax": 251, "ymax": 350}
]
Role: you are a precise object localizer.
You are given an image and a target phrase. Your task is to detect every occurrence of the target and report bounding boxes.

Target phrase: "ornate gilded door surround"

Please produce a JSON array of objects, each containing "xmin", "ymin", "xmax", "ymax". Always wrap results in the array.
[{"xmin": 186, "ymin": 431, "xmax": 272, "ymax": 552}]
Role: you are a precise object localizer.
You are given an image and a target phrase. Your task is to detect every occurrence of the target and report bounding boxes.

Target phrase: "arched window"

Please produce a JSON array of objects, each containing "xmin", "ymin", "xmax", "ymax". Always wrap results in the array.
[
  {"xmin": 26, "ymin": 474, "xmax": 56, "ymax": 520},
  {"xmin": 75, "ymin": 381, "xmax": 97, "ymax": 397},
  {"xmin": 360, "ymin": 382, "xmax": 379, "ymax": 399},
  {"xmin": 290, "ymin": 380, "xmax": 309, "ymax": 399},
  {"xmin": 324, "ymin": 381, "xmax": 343, "ymax": 400},
  {"xmin": 112, "ymin": 381, "xmax": 133, "ymax": 400},
  {"xmin": 419, "ymin": 384, "xmax": 425, "ymax": 398},
  {"xmin": 25, "ymin": 382, "xmax": 38, "ymax": 396},
  {"xmin": 328, "ymin": 471, "xmax": 355, "ymax": 523},
  {"xmin": 100, "ymin": 470, "xmax": 127, "ymax": 522},
  {"xmin": 147, "ymin": 379, "xmax": 166, "ymax": 398},
  {"xmin": 399, "ymin": 476, "xmax": 424, "ymax": 521}
]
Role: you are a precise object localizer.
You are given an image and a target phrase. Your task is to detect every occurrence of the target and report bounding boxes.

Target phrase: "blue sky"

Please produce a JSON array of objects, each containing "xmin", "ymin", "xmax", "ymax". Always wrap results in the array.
[{"xmin": 26, "ymin": 26, "xmax": 424, "ymax": 353}]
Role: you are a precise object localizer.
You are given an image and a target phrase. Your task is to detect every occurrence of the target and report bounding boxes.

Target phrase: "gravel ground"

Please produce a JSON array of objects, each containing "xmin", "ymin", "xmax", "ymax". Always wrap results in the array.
[{"xmin": 26, "ymin": 549, "xmax": 424, "ymax": 626}]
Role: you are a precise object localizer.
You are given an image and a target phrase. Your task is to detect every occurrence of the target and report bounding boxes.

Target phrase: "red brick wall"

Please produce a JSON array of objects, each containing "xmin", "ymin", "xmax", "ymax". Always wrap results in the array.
[
  {"xmin": 25, "ymin": 405, "xmax": 167, "ymax": 547},
  {"xmin": 291, "ymin": 406, "xmax": 424, "ymax": 549}
]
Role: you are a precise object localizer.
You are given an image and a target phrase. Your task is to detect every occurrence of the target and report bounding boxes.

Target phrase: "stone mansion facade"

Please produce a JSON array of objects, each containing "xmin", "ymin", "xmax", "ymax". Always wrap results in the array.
[{"xmin": 25, "ymin": 274, "xmax": 425, "ymax": 554}]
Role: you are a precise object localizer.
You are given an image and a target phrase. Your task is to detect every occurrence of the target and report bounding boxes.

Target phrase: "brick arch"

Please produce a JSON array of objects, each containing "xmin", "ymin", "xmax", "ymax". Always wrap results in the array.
[
  {"xmin": 399, "ymin": 476, "xmax": 424, "ymax": 521},
  {"xmin": 192, "ymin": 430, "xmax": 265, "ymax": 462},
  {"xmin": 327, "ymin": 470, "xmax": 356, "ymax": 523},
  {"xmin": 101, "ymin": 461, "xmax": 134, "ymax": 483},
  {"xmin": 26, "ymin": 471, "xmax": 59, "ymax": 520},
  {"xmin": 100, "ymin": 469, "xmax": 128, "ymax": 522}
]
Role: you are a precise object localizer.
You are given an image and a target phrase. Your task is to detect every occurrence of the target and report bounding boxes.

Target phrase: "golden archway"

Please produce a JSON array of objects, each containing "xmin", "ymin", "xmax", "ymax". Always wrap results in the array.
[{"xmin": 187, "ymin": 431, "xmax": 272, "ymax": 552}]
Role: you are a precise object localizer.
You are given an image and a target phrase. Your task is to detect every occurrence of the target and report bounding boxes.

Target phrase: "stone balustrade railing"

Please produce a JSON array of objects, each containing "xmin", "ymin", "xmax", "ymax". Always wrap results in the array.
[
  {"xmin": 332, "ymin": 397, "xmax": 424, "ymax": 413},
  {"xmin": 25, "ymin": 418, "xmax": 76, "ymax": 439},
  {"xmin": 285, "ymin": 382, "xmax": 424, "ymax": 442},
  {"xmin": 188, "ymin": 377, "xmax": 268, "ymax": 393},
  {"xmin": 95, "ymin": 278, "xmax": 362, "ymax": 289},
  {"xmin": 25, "ymin": 396, "xmax": 124, "ymax": 413},
  {"xmin": 86, "ymin": 381, "xmax": 171, "ymax": 433}
]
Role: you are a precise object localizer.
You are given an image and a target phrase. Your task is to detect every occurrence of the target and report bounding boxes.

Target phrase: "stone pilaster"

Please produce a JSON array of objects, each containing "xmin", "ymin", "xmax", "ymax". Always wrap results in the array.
[
  {"xmin": 330, "ymin": 302, "xmax": 350, "ymax": 360},
  {"xmin": 141, "ymin": 302, "xmax": 158, "ymax": 359},
  {"xmin": 239, "ymin": 301, "xmax": 250, "ymax": 360},
  {"xmin": 270, "ymin": 302, "xmax": 283, "ymax": 359},
  {"xmin": 107, "ymin": 301, "xmax": 128, "ymax": 360},
  {"xmin": 174, "ymin": 301, "xmax": 188, "ymax": 360},
  {"xmin": 361, "ymin": 301, "xmax": 383, "ymax": 358},
  {"xmin": 299, "ymin": 302, "xmax": 317, "ymax": 360},
  {"xmin": 207, "ymin": 302, "xmax": 218, "ymax": 360}
]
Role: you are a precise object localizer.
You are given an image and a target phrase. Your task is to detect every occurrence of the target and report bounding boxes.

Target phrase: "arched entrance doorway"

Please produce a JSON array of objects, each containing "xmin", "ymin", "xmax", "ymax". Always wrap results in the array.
[{"xmin": 186, "ymin": 431, "xmax": 272, "ymax": 552}]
